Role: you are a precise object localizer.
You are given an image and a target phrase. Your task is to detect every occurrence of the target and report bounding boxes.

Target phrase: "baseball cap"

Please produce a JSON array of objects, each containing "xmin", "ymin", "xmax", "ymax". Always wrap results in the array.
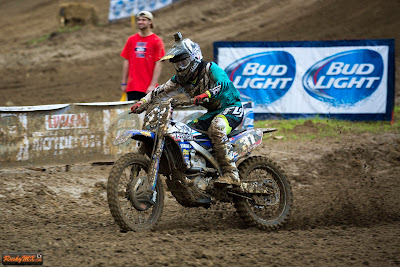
[
  {"xmin": 137, "ymin": 11, "xmax": 153, "ymax": 20},
  {"xmin": 136, "ymin": 11, "xmax": 153, "ymax": 28}
]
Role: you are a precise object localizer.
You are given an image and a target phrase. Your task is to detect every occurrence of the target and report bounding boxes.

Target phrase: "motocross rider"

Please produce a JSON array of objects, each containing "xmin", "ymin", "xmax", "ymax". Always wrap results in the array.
[{"xmin": 131, "ymin": 32, "xmax": 243, "ymax": 187}]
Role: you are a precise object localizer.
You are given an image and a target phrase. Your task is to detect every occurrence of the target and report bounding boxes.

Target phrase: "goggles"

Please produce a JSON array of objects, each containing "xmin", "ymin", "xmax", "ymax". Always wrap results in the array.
[{"xmin": 173, "ymin": 57, "xmax": 191, "ymax": 71}]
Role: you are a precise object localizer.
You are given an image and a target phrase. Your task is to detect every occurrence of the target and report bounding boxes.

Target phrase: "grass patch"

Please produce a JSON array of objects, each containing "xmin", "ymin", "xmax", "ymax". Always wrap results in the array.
[
  {"xmin": 255, "ymin": 105, "xmax": 400, "ymax": 141},
  {"xmin": 27, "ymin": 26, "xmax": 82, "ymax": 45},
  {"xmin": 27, "ymin": 33, "xmax": 52, "ymax": 46},
  {"xmin": 56, "ymin": 25, "xmax": 82, "ymax": 33}
]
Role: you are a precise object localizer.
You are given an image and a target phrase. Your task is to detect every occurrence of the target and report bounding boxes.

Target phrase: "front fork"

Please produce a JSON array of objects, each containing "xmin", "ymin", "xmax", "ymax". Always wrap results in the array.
[
  {"xmin": 143, "ymin": 100, "xmax": 173, "ymax": 193},
  {"xmin": 147, "ymin": 137, "xmax": 165, "ymax": 191}
]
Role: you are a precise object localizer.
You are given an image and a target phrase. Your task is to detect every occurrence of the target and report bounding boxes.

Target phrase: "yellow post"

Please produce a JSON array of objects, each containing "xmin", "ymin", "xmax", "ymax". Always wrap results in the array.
[{"xmin": 131, "ymin": 12, "xmax": 135, "ymax": 33}]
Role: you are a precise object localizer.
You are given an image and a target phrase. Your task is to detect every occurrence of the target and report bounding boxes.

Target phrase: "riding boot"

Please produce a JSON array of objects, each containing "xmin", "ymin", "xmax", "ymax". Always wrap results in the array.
[{"xmin": 213, "ymin": 142, "xmax": 240, "ymax": 187}]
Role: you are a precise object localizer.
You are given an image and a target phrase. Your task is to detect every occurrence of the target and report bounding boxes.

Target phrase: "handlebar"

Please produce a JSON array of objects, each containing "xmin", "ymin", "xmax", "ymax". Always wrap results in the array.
[
  {"xmin": 171, "ymin": 99, "xmax": 193, "ymax": 107},
  {"xmin": 171, "ymin": 98, "xmax": 209, "ymax": 108},
  {"xmin": 129, "ymin": 98, "xmax": 209, "ymax": 114}
]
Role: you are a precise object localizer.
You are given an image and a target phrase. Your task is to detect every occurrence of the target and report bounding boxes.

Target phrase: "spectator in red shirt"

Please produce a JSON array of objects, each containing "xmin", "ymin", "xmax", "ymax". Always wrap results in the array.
[{"xmin": 120, "ymin": 11, "xmax": 165, "ymax": 100}]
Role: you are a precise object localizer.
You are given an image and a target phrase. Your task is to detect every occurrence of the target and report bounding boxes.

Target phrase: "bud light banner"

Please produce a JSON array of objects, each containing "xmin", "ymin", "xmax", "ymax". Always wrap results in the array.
[{"xmin": 214, "ymin": 39, "xmax": 395, "ymax": 121}]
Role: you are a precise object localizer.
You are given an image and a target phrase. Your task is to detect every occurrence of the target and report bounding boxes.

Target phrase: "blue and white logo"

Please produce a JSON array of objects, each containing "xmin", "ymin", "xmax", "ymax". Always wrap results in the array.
[
  {"xmin": 225, "ymin": 51, "xmax": 296, "ymax": 105},
  {"xmin": 303, "ymin": 49, "xmax": 383, "ymax": 106},
  {"xmin": 111, "ymin": 0, "xmax": 125, "ymax": 17}
]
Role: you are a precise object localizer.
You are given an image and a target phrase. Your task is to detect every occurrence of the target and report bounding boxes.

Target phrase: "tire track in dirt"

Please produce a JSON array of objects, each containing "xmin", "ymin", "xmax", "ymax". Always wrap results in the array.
[{"xmin": 1, "ymin": 132, "xmax": 399, "ymax": 266}]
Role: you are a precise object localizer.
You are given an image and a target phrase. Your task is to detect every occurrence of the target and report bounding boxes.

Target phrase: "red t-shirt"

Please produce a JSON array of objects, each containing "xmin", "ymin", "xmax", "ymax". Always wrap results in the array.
[{"xmin": 120, "ymin": 33, "xmax": 165, "ymax": 93}]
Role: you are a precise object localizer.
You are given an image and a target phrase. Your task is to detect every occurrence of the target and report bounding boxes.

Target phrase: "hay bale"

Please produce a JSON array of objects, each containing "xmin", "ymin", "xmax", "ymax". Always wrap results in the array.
[{"xmin": 58, "ymin": 2, "xmax": 99, "ymax": 27}]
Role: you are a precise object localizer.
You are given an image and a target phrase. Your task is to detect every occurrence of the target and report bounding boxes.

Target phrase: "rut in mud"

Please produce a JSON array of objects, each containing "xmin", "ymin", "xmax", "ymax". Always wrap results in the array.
[
  {"xmin": 0, "ymin": 0, "xmax": 399, "ymax": 265},
  {"xmin": 1, "ymin": 132, "xmax": 399, "ymax": 266}
]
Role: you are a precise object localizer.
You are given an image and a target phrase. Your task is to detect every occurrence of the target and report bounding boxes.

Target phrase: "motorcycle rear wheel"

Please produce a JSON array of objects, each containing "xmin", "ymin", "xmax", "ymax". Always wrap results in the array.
[
  {"xmin": 107, "ymin": 153, "xmax": 164, "ymax": 232},
  {"xmin": 234, "ymin": 156, "xmax": 292, "ymax": 230}
]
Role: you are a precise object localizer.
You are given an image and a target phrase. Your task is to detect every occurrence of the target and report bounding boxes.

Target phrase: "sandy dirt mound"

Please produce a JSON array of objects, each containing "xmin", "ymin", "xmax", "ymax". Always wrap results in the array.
[
  {"xmin": 0, "ymin": 0, "xmax": 398, "ymax": 106},
  {"xmin": 1, "ymin": 131, "xmax": 400, "ymax": 266}
]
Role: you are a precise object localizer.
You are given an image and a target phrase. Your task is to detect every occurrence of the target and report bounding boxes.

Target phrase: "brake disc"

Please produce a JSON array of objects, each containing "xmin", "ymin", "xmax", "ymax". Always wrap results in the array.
[
  {"xmin": 252, "ymin": 179, "xmax": 280, "ymax": 206},
  {"xmin": 126, "ymin": 175, "xmax": 155, "ymax": 211}
]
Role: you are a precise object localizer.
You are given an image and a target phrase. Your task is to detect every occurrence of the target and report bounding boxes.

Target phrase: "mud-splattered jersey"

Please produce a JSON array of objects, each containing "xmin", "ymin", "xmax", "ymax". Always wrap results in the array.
[{"xmin": 141, "ymin": 61, "xmax": 242, "ymax": 112}]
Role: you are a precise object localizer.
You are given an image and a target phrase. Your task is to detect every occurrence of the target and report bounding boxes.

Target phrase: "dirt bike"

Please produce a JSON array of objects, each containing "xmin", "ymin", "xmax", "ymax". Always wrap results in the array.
[{"xmin": 107, "ymin": 98, "xmax": 292, "ymax": 232}]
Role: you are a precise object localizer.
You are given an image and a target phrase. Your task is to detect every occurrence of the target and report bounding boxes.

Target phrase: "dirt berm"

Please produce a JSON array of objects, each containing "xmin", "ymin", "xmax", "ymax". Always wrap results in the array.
[
  {"xmin": 0, "ymin": 0, "xmax": 399, "ymax": 266},
  {"xmin": 0, "ymin": 0, "xmax": 399, "ymax": 106}
]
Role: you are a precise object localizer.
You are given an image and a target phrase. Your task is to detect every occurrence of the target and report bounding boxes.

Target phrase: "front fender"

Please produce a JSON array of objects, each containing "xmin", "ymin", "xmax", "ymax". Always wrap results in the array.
[{"xmin": 113, "ymin": 130, "xmax": 155, "ymax": 146}]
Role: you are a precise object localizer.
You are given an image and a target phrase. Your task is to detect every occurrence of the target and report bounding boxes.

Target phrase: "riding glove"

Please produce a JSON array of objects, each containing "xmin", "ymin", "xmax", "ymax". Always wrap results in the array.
[
  {"xmin": 193, "ymin": 92, "xmax": 209, "ymax": 105},
  {"xmin": 131, "ymin": 101, "xmax": 143, "ymax": 113}
]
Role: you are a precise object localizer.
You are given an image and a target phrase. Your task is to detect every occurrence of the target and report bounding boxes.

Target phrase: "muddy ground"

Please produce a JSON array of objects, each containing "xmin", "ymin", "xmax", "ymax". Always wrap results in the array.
[
  {"xmin": 1, "ymin": 0, "xmax": 400, "ymax": 266},
  {"xmin": 1, "ymin": 131, "xmax": 400, "ymax": 266}
]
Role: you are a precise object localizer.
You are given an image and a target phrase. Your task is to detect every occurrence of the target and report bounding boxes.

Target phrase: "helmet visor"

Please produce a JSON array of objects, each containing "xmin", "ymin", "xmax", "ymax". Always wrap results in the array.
[{"xmin": 173, "ymin": 57, "xmax": 191, "ymax": 71}]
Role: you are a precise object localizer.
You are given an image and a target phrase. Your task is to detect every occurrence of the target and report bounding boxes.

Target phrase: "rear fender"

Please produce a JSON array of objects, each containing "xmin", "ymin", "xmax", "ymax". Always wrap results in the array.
[{"xmin": 230, "ymin": 128, "xmax": 277, "ymax": 159}]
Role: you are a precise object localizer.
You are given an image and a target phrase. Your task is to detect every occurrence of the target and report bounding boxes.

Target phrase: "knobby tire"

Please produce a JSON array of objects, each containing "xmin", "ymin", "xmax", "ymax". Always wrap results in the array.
[
  {"xmin": 234, "ymin": 156, "xmax": 293, "ymax": 230},
  {"xmin": 107, "ymin": 153, "xmax": 164, "ymax": 232}
]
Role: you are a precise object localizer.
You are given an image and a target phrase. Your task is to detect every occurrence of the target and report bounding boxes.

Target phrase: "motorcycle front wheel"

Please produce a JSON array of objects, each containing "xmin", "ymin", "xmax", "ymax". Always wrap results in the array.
[
  {"xmin": 107, "ymin": 153, "xmax": 164, "ymax": 232},
  {"xmin": 234, "ymin": 156, "xmax": 293, "ymax": 231}
]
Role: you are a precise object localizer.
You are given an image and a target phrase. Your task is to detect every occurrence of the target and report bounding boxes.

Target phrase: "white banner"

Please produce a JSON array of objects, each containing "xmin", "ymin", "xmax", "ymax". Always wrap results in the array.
[
  {"xmin": 0, "ymin": 101, "xmax": 253, "ymax": 168},
  {"xmin": 214, "ymin": 39, "xmax": 395, "ymax": 120},
  {"xmin": 108, "ymin": 0, "xmax": 174, "ymax": 22}
]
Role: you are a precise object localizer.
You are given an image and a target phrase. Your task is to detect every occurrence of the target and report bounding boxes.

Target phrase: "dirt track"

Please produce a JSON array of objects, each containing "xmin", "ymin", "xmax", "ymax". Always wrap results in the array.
[
  {"xmin": 0, "ymin": 0, "xmax": 399, "ymax": 106},
  {"xmin": 1, "ymin": 131, "xmax": 400, "ymax": 266},
  {"xmin": 1, "ymin": 0, "xmax": 400, "ymax": 266}
]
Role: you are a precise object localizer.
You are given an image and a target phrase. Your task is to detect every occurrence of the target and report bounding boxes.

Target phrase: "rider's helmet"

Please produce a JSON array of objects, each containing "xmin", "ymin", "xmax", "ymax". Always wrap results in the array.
[{"xmin": 160, "ymin": 32, "xmax": 203, "ymax": 84}]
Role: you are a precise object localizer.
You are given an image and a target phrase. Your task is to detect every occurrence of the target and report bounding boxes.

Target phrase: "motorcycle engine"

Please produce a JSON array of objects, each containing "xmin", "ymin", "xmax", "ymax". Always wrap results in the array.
[
  {"xmin": 189, "ymin": 151, "xmax": 206, "ymax": 171},
  {"xmin": 191, "ymin": 176, "xmax": 208, "ymax": 191},
  {"xmin": 186, "ymin": 151, "xmax": 209, "ymax": 191}
]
